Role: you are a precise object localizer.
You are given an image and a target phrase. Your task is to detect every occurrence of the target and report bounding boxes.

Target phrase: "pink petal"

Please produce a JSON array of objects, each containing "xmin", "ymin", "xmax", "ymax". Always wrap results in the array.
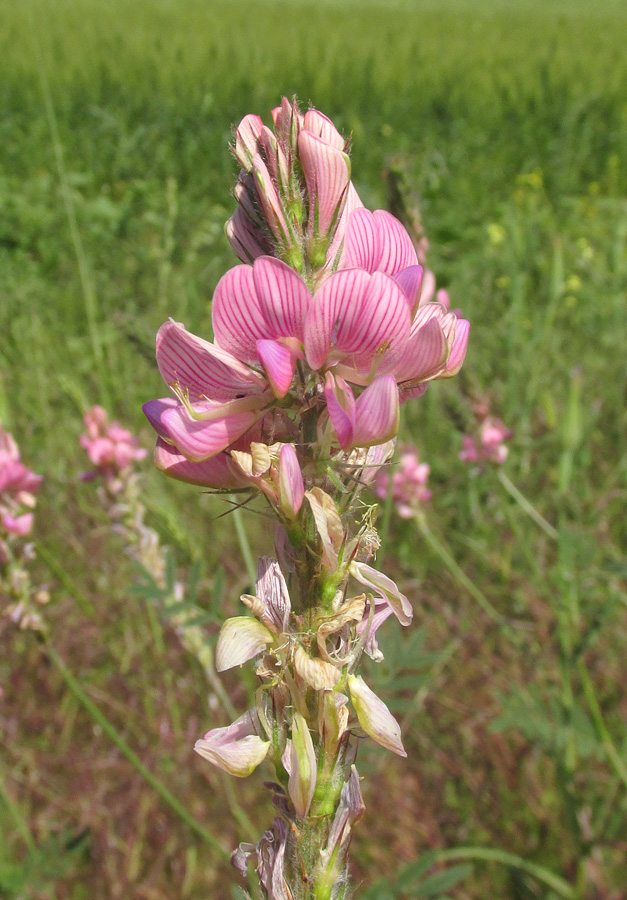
[
  {"xmin": 337, "ymin": 208, "xmax": 381, "ymax": 272},
  {"xmin": 350, "ymin": 272, "xmax": 411, "ymax": 376},
  {"xmin": 304, "ymin": 268, "xmax": 372, "ymax": 370},
  {"xmin": 394, "ymin": 317, "xmax": 448, "ymax": 384},
  {"xmin": 212, "ymin": 264, "xmax": 270, "ymax": 362},
  {"xmin": 394, "ymin": 265, "xmax": 424, "ymax": 314},
  {"xmin": 234, "ymin": 114, "xmax": 264, "ymax": 170},
  {"xmin": 154, "ymin": 437, "xmax": 247, "ymax": 488},
  {"xmin": 327, "ymin": 181, "xmax": 364, "ymax": 267},
  {"xmin": 160, "ymin": 402, "xmax": 263, "ymax": 462},
  {"xmin": 302, "ymin": 109, "xmax": 345, "ymax": 149},
  {"xmin": 373, "ymin": 210, "xmax": 418, "ymax": 275},
  {"xmin": 278, "ymin": 444, "xmax": 305, "ymax": 517},
  {"xmin": 399, "ymin": 383, "xmax": 429, "ymax": 405},
  {"xmin": 298, "ymin": 131, "xmax": 350, "ymax": 238},
  {"xmin": 3, "ymin": 512, "xmax": 34, "ymax": 536},
  {"xmin": 351, "ymin": 375, "xmax": 400, "ymax": 447},
  {"xmin": 418, "ymin": 269, "xmax": 436, "ymax": 305},
  {"xmin": 225, "ymin": 207, "xmax": 268, "ymax": 264},
  {"xmin": 252, "ymin": 152, "xmax": 290, "ymax": 245},
  {"xmin": 252, "ymin": 257, "xmax": 310, "ymax": 341},
  {"xmin": 324, "ymin": 372, "xmax": 355, "ymax": 451},
  {"xmin": 157, "ymin": 320, "xmax": 265, "ymax": 401},
  {"xmin": 445, "ymin": 319, "xmax": 470, "ymax": 375},
  {"xmin": 143, "ymin": 397, "xmax": 180, "ymax": 440},
  {"xmin": 256, "ymin": 339, "xmax": 297, "ymax": 398}
]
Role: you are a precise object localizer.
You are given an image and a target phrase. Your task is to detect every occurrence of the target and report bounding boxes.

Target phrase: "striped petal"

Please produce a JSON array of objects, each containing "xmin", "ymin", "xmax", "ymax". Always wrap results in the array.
[
  {"xmin": 160, "ymin": 401, "xmax": 263, "ymax": 462},
  {"xmin": 394, "ymin": 317, "xmax": 448, "ymax": 384},
  {"xmin": 394, "ymin": 264, "xmax": 424, "ymax": 314},
  {"xmin": 256, "ymin": 339, "xmax": 297, "ymax": 398},
  {"xmin": 252, "ymin": 257, "xmax": 310, "ymax": 341},
  {"xmin": 225, "ymin": 207, "xmax": 268, "ymax": 264},
  {"xmin": 351, "ymin": 375, "xmax": 400, "ymax": 448},
  {"xmin": 350, "ymin": 272, "xmax": 411, "ymax": 376},
  {"xmin": 153, "ymin": 437, "xmax": 247, "ymax": 488},
  {"xmin": 337, "ymin": 208, "xmax": 381, "ymax": 272},
  {"xmin": 304, "ymin": 268, "xmax": 372, "ymax": 371},
  {"xmin": 234, "ymin": 114, "xmax": 264, "ymax": 171},
  {"xmin": 326, "ymin": 181, "xmax": 364, "ymax": 267},
  {"xmin": 373, "ymin": 210, "xmax": 418, "ymax": 275},
  {"xmin": 156, "ymin": 320, "xmax": 265, "ymax": 401},
  {"xmin": 444, "ymin": 318, "xmax": 470, "ymax": 376},
  {"xmin": 143, "ymin": 397, "xmax": 180, "ymax": 440},
  {"xmin": 324, "ymin": 372, "xmax": 355, "ymax": 450},
  {"xmin": 252, "ymin": 152, "xmax": 290, "ymax": 244},
  {"xmin": 212, "ymin": 264, "xmax": 270, "ymax": 362},
  {"xmin": 278, "ymin": 444, "xmax": 305, "ymax": 518},
  {"xmin": 303, "ymin": 109, "xmax": 345, "ymax": 149},
  {"xmin": 298, "ymin": 131, "xmax": 350, "ymax": 238}
]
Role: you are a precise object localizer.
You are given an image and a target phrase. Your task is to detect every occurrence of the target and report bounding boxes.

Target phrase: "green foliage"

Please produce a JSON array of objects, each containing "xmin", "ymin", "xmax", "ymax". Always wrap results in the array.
[
  {"xmin": 361, "ymin": 854, "xmax": 472, "ymax": 899},
  {"xmin": 0, "ymin": 829, "xmax": 89, "ymax": 899}
]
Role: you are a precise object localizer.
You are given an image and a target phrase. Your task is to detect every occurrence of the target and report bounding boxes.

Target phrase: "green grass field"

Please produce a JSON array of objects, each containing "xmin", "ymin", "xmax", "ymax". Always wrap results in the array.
[{"xmin": 1, "ymin": 1, "xmax": 626, "ymax": 898}]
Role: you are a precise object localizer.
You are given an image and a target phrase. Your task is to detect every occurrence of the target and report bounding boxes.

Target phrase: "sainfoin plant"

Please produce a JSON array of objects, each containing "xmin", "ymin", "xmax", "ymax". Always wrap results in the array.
[{"xmin": 143, "ymin": 98, "xmax": 469, "ymax": 899}]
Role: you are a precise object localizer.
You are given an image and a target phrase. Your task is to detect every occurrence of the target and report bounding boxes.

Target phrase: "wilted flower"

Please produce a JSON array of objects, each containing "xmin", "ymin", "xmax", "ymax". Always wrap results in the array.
[
  {"xmin": 80, "ymin": 405, "xmax": 147, "ymax": 485},
  {"xmin": 194, "ymin": 709, "xmax": 271, "ymax": 777},
  {"xmin": 460, "ymin": 414, "xmax": 512, "ymax": 467},
  {"xmin": 373, "ymin": 445, "xmax": 432, "ymax": 517}
]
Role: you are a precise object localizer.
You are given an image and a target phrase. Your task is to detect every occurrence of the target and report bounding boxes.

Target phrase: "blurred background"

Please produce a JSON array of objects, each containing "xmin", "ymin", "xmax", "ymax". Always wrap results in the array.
[{"xmin": 0, "ymin": 0, "xmax": 626, "ymax": 897}]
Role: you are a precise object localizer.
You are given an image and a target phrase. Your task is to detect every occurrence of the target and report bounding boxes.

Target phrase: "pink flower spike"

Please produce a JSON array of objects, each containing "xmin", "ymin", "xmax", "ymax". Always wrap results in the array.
[
  {"xmin": 298, "ymin": 131, "xmax": 350, "ymax": 239},
  {"xmin": 324, "ymin": 372, "xmax": 355, "ymax": 451},
  {"xmin": 278, "ymin": 444, "xmax": 305, "ymax": 519},
  {"xmin": 252, "ymin": 256, "xmax": 310, "ymax": 342},
  {"xmin": 257, "ymin": 339, "xmax": 298, "ymax": 399},
  {"xmin": 154, "ymin": 438, "xmax": 247, "ymax": 488},
  {"xmin": 159, "ymin": 401, "xmax": 264, "ymax": 462},
  {"xmin": 157, "ymin": 319, "xmax": 265, "ymax": 401},
  {"xmin": 351, "ymin": 376, "xmax": 400, "ymax": 448}
]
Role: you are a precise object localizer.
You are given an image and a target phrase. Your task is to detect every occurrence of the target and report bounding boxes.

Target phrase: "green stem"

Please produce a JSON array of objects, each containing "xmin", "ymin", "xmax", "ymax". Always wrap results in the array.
[
  {"xmin": 231, "ymin": 498, "xmax": 257, "ymax": 588},
  {"xmin": 577, "ymin": 658, "xmax": 627, "ymax": 791},
  {"xmin": 497, "ymin": 469, "xmax": 559, "ymax": 541},
  {"xmin": 428, "ymin": 847, "xmax": 575, "ymax": 899},
  {"xmin": 414, "ymin": 512, "xmax": 505, "ymax": 626},
  {"xmin": 45, "ymin": 640, "xmax": 229, "ymax": 857},
  {"xmin": 0, "ymin": 771, "xmax": 37, "ymax": 852}
]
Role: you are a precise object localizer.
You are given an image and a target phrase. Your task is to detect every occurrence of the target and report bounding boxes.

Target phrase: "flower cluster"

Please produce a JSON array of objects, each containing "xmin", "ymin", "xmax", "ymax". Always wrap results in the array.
[
  {"xmin": 460, "ymin": 413, "xmax": 512, "ymax": 467},
  {"xmin": 374, "ymin": 445, "xmax": 432, "ymax": 518},
  {"xmin": 80, "ymin": 405, "xmax": 147, "ymax": 488},
  {"xmin": 143, "ymin": 98, "xmax": 470, "ymax": 900},
  {"xmin": 0, "ymin": 423, "xmax": 42, "ymax": 562}
]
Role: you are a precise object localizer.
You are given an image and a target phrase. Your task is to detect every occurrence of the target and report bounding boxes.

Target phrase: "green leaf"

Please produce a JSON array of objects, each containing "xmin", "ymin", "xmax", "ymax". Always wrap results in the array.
[{"xmin": 411, "ymin": 863, "xmax": 473, "ymax": 897}]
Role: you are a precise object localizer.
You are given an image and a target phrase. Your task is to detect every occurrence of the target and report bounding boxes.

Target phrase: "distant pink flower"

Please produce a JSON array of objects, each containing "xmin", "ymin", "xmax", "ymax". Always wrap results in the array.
[
  {"xmin": 0, "ymin": 423, "xmax": 42, "ymax": 558},
  {"xmin": 80, "ymin": 406, "xmax": 147, "ymax": 484},
  {"xmin": 460, "ymin": 415, "xmax": 512, "ymax": 467},
  {"xmin": 373, "ymin": 445, "xmax": 432, "ymax": 518}
]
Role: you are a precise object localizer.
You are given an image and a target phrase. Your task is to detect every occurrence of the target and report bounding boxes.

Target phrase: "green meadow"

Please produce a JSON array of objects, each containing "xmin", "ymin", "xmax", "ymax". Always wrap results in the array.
[{"xmin": 1, "ymin": 0, "xmax": 626, "ymax": 897}]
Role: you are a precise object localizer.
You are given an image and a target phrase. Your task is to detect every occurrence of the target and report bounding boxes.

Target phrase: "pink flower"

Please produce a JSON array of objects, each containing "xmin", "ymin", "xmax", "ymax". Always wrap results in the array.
[
  {"xmin": 460, "ymin": 414, "xmax": 512, "ymax": 467},
  {"xmin": 227, "ymin": 98, "xmax": 362, "ymax": 282},
  {"xmin": 0, "ymin": 423, "xmax": 42, "ymax": 556},
  {"xmin": 80, "ymin": 405, "xmax": 147, "ymax": 483},
  {"xmin": 373, "ymin": 445, "xmax": 432, "ymax": 518}
]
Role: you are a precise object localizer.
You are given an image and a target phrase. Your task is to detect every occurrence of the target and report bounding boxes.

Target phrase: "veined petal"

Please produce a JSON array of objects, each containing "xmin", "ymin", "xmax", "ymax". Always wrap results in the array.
[
  {"xmin": 394, "ymin": 317, "xmax": 448, "ymax": 385},
  {"xmin": 226, "ymin": 207, "xmax": 269, "ymax": 265},
  {"xmin": 156, "ymin": 320, "xmax": 265, "ymax": 401},
  {"xmin": 298, "ymin": 131, "xmax": 350, "ymax": 238},
  {"xmin": 394, "ymin": 265, "xmax": 424, "ymax": 314},
  {"xmin": 326, "ymin": 181, "xmax": 364, "ymax": 267},
  {"xmin": 373, "ymin": 210, "xmax": 418, "ymax": 276},
  {"xmin": 349, "ymin": 560, "xmax": 413, "ymax": 625},
  {"xmin": 256, "ymin": 339, "xmax": 297, "ymax": 398},
  {"xmin": 216, "ymin": 616, "xmax": 275, "ymax": 672},
  {"xmin": 304, "ymin": 487, "xmax": 344, "ymax": 570},
  {"xmin": 153, "ymin": 437, "xmax": 247, "ymax": 488},
  {"xmin": 212, "ymin": 263, "xmax": 270, "ymax": 362},
  {"xmin": 351, "ymin": 376, "xmax": 400, "ymax": 448},
  {"xmin": 143, "ymin": 397, "xmax": 180, "ymax": 440},
  {"xmin": 194, "ymin": 709, "xmax": 270, "ymax": 777},
  {"xmin": 252, "ymin": 152, "xmax": 290, "ymax": 245},
  {"xmin": 444, "ymin": 318, "xmax": 470, "ymax": 376},
  {"xmin": 351, "ymin": 272, "xmax": 411, "ymax": 376},
  {"xmin": 278, "ymin": 443, "xmax": 305, "ymax": 518},
  {"xmin": 324, "ymin": 372, "xmax": 355, "ymax": 450},
  {"xmin": 347, "ymin": 675, "xmax": 406, "ymax": 757},
  {"xmin": 252, "ymin": 257, "xmax": 310, "ymax": 341},
  {"xmin": 304, "ymin": 268, "xmax": 371, "ymax": 370},
  {"xmin": 302, "ymin": 108, "xmax": 345, "ymax": 149},
  {"xmin": 160, "ymin": 402, "xmax": 263, "ymax": 462},
  {"xmin": 288, "ymin": 713, "xmax": 317, "ymax": 817},
  {"xmin": 256, "ymin": 557, "xmax": 291, "ymax": 633},
  {"xmin": 234, "ymin": 114, "xmax": 264, "ymax": 170},
  {"xmin": 337, "ymin": 208, "xmax": 381, "ymax": 272}
]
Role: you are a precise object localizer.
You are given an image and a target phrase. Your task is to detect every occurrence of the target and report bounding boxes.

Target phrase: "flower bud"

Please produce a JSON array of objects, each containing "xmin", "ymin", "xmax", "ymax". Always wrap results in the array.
[{"xmin": 347, "ymin": 674, "xmax": 406, "ymax": 757}]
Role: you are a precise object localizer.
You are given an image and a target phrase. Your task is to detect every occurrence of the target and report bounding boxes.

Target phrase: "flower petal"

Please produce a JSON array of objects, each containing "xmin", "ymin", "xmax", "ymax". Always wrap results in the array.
[
  {"xmin": 278, "ymin": 444, "xmax": 305, "ymax": 518},
  {"xmin": 394, "ymin": 317, "xmax": 448, "ymax": 385},
  {"xmin": 324, "ymin": 372, "xmax": 355, "ymax": 450},
  {"xmin": 394, "ymin": 264, "xmax": 424, "ymax": 314},
  {"xmin": 256, "ymin": 557, "xmax": 291, "ymax": 633},
  {"xmin": 156, "ymin": 320, "xmax": 265, "ymax": 401},
  {"xmin": 349, "ymin": 560, "xmax": 413, "ymax": 625},
  {"xmin": 216, "ymin": 616, "xmax": 275, "ymax": 672},
  {"xmin": 444, "ymin": 318, "xmax": 470, "ymax": 376},
  {"xmin": 212, "ymin": 263, "xmax": 271, "ymax": 363},
  {"xmin": 252, "ymin": 257, "xmax": 310, "ymax": 341},
  {"xmin": 351, "ymin": 376, "xmax": 400, "ymax": 448},
  {"xmin": 153, "ymin": 437, "xmax": 247, "ymax": 488},
  {"xmin": 298, "ymin": 131, "xmax": 350, "ymax": 238},
  {"xmin": 373, "ymin": 210, "xmax": 418, "ymax": 276},
  {"xmin": 347, "ymin": 675, "xmax": 406, "ymax": 757},
  {"xmin": 160, "ymin": 402, "xmax": 263, "ymax": 462},
  {"xmin": 302, "ymin": 108, "xmax": 345, "ymax": 149},
  {"xmin": 194, "ymin": 709, "xmax": 270, "ymax": 777},
  {"xmin": 304, "ymin": 268, "xmax": 371, "ymax": 370},
  {"xmin": 256, "ymin": 339, "xmax": 297, "ymax": 398},
  {"xmin": 337, "ymin": 208, "xmax": 382, "ymax": 272},
  {"xmin": 288, "ymin": 712, "xmax": 317, "ymax": 817}
]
